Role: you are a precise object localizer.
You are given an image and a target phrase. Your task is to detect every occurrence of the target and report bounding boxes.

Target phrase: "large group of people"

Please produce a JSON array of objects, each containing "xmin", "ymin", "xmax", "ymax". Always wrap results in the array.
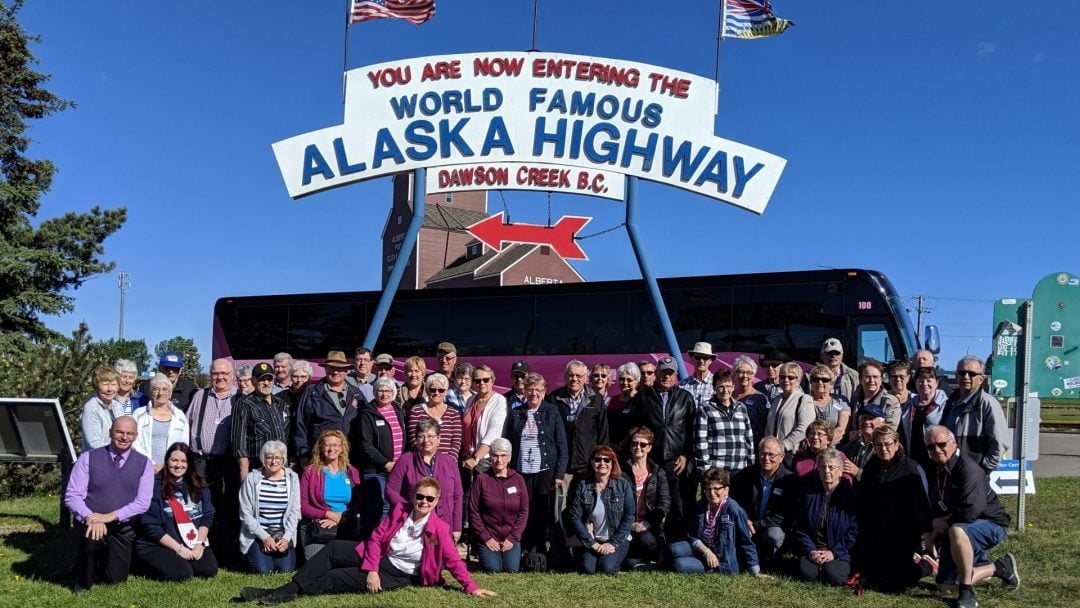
[{"xmin": 66, "ymin": 341, "xmax": 1019, "ymax": 608}]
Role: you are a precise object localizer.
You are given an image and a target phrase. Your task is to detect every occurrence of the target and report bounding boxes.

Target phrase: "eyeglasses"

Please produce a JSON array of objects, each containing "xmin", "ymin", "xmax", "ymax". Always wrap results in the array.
[
  {"xmin": 210, "ymin": 371, "xmax": 231, "ymax": 377},
  {"xmin": 810, "ymin": 377, "xmax": 831, "ymax": 383},
  {"xmin": 956, "ymin": 370, "xmax": 982, "ymax": 378},
  {"xmin": 824, "ymin": 351, "xmax": 842, "ymax": 357},
  {"xmin": 427, "ymin": 387, "xmax": 447, "ymax": 394},
  {"xmin": 706, "ymin": 485, "xmax": 728, "ymax": 492},
  {"xmin": 927, "ymin": 441, "xmax": 952, "ymax": 451},
  {"xmin": 760, "ymin": 452, "xmax": 783, "ymax": 459},
  {"xmin": 641, "ymin": 370, "xmax": 656, "ymax": 375},
  {"xmin": 591, "ymin": 373, "xmax": 608, "ymax": 379},
  {"xmin": 691, "ymin": 355, "xmax": 713, "ymax": 362},
  {"xmin": 472, "ymin": 377, "xmax": 492, "ymax": 384},
  {"xmin": 779, "ymin": 374, "xmax": 799, "ymax": 381},
  {"xmin": 415, "ymin": 493, "xmax": 438, "ymax": 503},
  {"xmin": 264, "ymin": 455, "xmax": 285, "ymax": 462},
  {"xmin": 630, "ymin": 441, "xmax": 651, "ymax": 448},
  {"xmin": 873, "ymin": 441, "xmax": 896, "ymax": 448},
  {"xmin": 762, "ymin": 361, "xmax": 781, "ymax": 368},
  {"xmin": 592, "ymin": 456, "xmax": 612, "ymax": 464}
]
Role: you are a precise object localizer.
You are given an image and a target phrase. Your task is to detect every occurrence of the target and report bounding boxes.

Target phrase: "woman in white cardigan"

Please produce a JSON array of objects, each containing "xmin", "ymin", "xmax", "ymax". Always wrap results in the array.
[
  {"xmin": 765, "ymin": 362, "xmax": 816, "ymax": 454},
  {"xmin": 133, "ymin": 373, "xmax": 189, "ymax": 470},
  {"xmin": 461, "ymin": 365, "xmax": 508, "ymax": 474},
  {"xmin": 239, "ymin": 440, "xmax": 301, "ymax": 573}
]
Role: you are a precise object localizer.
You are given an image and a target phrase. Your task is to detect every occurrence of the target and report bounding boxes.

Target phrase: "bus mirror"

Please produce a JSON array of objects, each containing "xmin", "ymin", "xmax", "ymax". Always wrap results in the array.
[{"xmin": 924, "ymin": 325, "xmax": 941, "ymax": 354}]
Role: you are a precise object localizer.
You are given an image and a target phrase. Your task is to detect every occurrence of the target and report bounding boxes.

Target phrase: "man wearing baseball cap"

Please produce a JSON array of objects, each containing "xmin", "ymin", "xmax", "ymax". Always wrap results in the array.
[
  {"xmin": 231, "ymin": 362, "xmax": 289, "ymax": 480},
  {"xmin": 138, "ymin": 351, "xmax": 198, "ymax": 413},
  {"xmin": 435, "ymin": 342, "xmax": 458, "ymax": 377},
  {"xmin": 504, "ymin": 360, "xmax": 531, "ymax": 411},
  {"xmin": 818, "ymin": 338, "xmax": 859, "ymax": 402},
  {"xmin": 839, "ymin": 403, "xmax": 887, "ymax": 479},
  {"xmin": 630, "ymin": 355, "xmax": 697, "ymax": 537}
]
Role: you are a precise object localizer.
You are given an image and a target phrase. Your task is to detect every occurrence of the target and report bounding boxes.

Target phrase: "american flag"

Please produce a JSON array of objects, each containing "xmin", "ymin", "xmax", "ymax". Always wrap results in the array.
[
  {"xmin": 350, "ymin": 0, "xmax": 436, "ymax": 25},
  {"xmin": 723, "ymin": 0, "xmax": 793, "ymax": 39}
]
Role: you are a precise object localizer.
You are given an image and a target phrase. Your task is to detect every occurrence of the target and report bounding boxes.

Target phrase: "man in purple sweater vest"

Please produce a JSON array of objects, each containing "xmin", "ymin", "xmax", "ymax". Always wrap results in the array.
[{"xmin": 64, "ymin": 416, "xmax": 154, "ymax": 593}]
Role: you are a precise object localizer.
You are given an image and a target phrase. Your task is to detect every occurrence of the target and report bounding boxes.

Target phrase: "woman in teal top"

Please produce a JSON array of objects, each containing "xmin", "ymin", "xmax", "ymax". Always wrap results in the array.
[{"xmin": 299, "ymin": 430, "xmax": 362, "ymax": 560}]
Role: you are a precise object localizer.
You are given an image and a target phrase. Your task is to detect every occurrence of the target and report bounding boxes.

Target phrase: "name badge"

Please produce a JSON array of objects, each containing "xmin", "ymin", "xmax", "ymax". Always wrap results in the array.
[
  {"xmin": 773, "ymin": 488, "xmax": 784, "ymax": 496},
  {"xmin": 375, "ymin": 420, "xmax": 386, "ymax": 427},
  {"xmin": 507, "ymin": 486, "xmax": 518, "ymax": 495}
]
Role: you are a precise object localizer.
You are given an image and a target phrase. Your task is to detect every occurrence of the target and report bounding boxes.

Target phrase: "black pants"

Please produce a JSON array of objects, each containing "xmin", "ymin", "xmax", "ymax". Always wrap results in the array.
[
  {"xmin": 292, "ymin": 540, "xmax": 416, "ymax": 596},
  {"xmin": 195, "ymin": 454, "xmax": 241, "ymax": 566},
  {"xmin": 662, "ymin": 461, "xmax": 697, "ymax": 539},
  {"xmin": 797, "ymin": 556, "xmax": 851, "ymax": 586},
  {"xmin": 520, "ymin": 468, "xmax": 555, "ymax": 553},
  {"xmin": 73, "ymin": 521, "xmax": 135, "ymax": 589},
  {"xmin": 628, "ymin": 528, "xmax": 660, "ymax": 561},
  {"xmin": 135, "ymin": 542, "xmax": 218, "ymax": 581}
]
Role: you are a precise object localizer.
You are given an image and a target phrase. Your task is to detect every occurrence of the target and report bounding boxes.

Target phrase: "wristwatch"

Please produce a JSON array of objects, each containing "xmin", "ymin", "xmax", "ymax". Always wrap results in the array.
[{"xmin": 199, "ymin": 539, "xmax": 210, "ymax": 547}]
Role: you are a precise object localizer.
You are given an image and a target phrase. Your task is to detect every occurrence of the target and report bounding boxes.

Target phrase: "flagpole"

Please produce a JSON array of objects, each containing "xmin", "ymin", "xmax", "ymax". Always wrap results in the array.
[
  {"xmin": 342, "ymin": 0, "xmax": 352, "ymax": 104},
  {"xmin": 714, "ymin": 0, "xmax": 725, "ymax": 112},
  {"xmin": 530, "ymin": 0, "xmax": 539, "ymax": 51}
]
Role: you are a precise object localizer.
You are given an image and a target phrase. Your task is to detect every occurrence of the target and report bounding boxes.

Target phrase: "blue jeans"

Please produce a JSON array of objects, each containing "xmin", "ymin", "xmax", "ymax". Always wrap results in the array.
[
  {"xmin": 668, "ymin": 541, "xmax": 706, "ymax": 573},
  {"xmin": 361, "ymin": 472, "xmax": 389, "ymax": 537},
  {"xmin": 579, "ymin": 540, "xmax": 629, "ymax": 574},
  {"xmin": 477, "ymin": 542, "xmax": 522, "ymax": 573},
  {"xmin": 246, "ymin": 542, "xmax": 296, "ymax": 574},
  {"xmin": 937, "ymin": 519, "xmax": 1007, "ymax": 584}
]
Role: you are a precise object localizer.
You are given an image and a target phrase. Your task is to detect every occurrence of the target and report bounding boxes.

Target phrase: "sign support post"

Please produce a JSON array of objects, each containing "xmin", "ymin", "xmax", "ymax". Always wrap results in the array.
[
  {"xmin": 363, "ymin": 168, "xmax": 426, "ymax": 351},
  {"xmin": 1015, "ymin": 300, "xmax": 1033, "ymax": 530},
  {"xmin": 624, "ymin": 177, "xmax": 688, "ymax": 379}
]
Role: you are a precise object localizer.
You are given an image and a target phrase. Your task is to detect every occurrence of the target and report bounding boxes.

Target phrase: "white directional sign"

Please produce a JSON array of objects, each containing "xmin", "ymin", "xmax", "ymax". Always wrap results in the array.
[{"xmin": 989, "ymin": 460, "xmax": 1035, "ymax": 495}]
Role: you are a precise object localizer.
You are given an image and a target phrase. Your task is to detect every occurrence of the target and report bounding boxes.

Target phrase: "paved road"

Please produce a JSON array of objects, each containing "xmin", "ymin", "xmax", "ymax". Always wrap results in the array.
[{"xmin": 1031, "ymin": 432, "xmax": 1080, "ymax": 477}]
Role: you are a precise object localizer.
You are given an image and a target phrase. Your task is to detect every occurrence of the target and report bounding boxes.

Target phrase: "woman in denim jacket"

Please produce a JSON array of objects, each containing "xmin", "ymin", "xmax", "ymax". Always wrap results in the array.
[
  {"xmin": 565, "ymin": 445, "xmax": 636, "ymax": 574},
  {"xmin": 668, "ymin": 467, "xmax": 760, "ymax": 575}
]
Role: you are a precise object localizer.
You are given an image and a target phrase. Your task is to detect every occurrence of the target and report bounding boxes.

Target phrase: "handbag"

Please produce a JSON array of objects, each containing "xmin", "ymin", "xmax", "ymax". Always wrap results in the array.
[{"xmin": 305, "ymin": 520, "xmax": 338, "ymax": 543}]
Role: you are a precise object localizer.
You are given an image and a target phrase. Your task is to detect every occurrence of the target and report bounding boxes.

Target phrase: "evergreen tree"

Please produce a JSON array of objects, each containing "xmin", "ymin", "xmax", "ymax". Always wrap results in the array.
[
  {"xmin": 154, "ymin": 336, "xmax": 204, "ymax": 379},
  {"xmin": 0, "ymin": 0, "xmax": 126, "ymax": 343}
]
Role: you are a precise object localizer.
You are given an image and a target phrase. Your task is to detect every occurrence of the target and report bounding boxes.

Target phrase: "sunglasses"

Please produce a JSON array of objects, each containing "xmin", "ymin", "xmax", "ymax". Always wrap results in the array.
[
  {"xmin": 591, "ymin": 373, "xmax": 608, "ymax": 379},
  {"xmin": 691, "ymin": 355, "xmax": 713, "ymax": 361},
  {"xmin": 415, "ymin": 493, "xmax": 438, "ymax": 503},
  {"xmin": 926, "ymin": 441, "xmax": 951, "ymax": 451},
  {"xmin": 642, "ymin": 370, "xmax": 656, "ymax": 375},
  {"xmin": 956, "ymin": 370, "xmax": 982, "ymax": 378},
  {"xmin": 810, "ymin": 377, "xmax": 831, "ymax": 383},
  {"xmin": 706, "ymin": 485, "xmax": 728, "ymax": 492},
  {"xmin": 427, "ymin": 387, "xmax": 447, "ymax": 394},
  {"xmin": 630, "ymin": 441, "xmax": 651, "ymax": 448},
  {"xmin": 592, "ymin": 456, "xmax": 612, "ymax": 464},
  {"xmin": 873, "ymin": 441, "xmax": 896, "ymax": 448},
  {"xmin": 762, "ymin": 362, "xmax": 781, "ymax": 367},
  {"xmin": 824, "ymin": 351, "xmax": 842, "ymax": 357},
  {"xmin": 472, "ymin": 377, "xmax": 493, "ymax": 383},
  {"xmin": 779, "ymin": 374, "xmax": 799, "ymax": 381}
]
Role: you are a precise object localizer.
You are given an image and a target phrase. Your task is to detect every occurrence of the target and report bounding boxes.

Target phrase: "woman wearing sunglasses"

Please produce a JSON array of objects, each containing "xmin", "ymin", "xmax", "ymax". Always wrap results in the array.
[
  {"xmin": 407, "ymin": 373, "xmax": 462, "ymax": 459},
  {"xmin": 806, "ymin": 365, "xmax": 851, "ymax": 445},
  {"xmin": 765, "ymin": 362, "xmax": 816, "ymax": 457},
  {"xmin": 623, "ymin": 427, "xmax": 669, "ymax": 570},
  {"xmin": 386, "ymin": 419, "xmax": 464, "ymax": 542},
  {"xmin": 238, "ymin": 477, "xmax": 496, "ymax": 603},
  {"xmin": 565, "ymin": 445, "xmax": 636, "ymax": 574}
]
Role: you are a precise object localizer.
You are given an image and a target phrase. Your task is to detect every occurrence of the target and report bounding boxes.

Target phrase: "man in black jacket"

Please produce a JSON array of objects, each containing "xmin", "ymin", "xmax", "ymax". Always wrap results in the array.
[
  {"xmin": 545, "ymin": 359, "xmax": 609, "ymax": 487},
  {"xmin": 630, "ymin": 355, "xmax": 696, "ymax": 537},
  {"xmin": 922, "ymin": 425, "xmax": 1018, "ymax": 608},
  {"xmin": 731, "ymin": 436, "xmax": 793, "ymax": 567}
]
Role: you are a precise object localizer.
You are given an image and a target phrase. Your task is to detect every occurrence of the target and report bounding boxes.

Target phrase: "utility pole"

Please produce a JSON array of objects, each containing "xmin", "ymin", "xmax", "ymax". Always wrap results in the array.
[
  {"xmin": 912, "ymin": 295, "xmax": 931, "ymax": 343},
  {"xmin": 118, "ymin": 271, "xmax": 131, "ymax": 340}
]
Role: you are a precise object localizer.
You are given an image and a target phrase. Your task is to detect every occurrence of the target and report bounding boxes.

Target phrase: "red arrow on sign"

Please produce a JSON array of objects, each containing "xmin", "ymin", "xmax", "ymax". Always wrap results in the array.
[{"xmin": 465, "ymin": 212, "xmax": 592, "ymax": 260}]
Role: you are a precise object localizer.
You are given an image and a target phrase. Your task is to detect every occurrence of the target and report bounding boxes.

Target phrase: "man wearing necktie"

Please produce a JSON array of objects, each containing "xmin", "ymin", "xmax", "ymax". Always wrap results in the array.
[{"xmin": 64, "ymin": 416, "xmax": 154, "ymax": 593}]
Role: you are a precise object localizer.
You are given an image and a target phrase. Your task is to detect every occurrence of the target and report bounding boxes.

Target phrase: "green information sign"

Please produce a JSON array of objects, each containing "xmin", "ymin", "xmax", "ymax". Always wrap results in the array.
[
  {"xmin": 1030, "ymin": 272, "xmax": 1080, "ymax": 399},
  {"xmin": 989, "ymin": 298, "xmax": 1026, "ymax": 399}
]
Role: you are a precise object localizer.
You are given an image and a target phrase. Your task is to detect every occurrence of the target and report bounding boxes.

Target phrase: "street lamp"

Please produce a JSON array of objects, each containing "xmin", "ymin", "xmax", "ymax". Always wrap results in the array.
[{"xmin": 965, "ymin": 337, "xmax": 985, "ymax": 355}]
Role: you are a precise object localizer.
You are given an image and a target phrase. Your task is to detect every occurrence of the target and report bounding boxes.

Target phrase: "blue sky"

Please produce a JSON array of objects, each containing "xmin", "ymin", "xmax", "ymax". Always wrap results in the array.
[{"xmin": 18, "ymin": 1, "xmax": 1079, "ymax": 371}]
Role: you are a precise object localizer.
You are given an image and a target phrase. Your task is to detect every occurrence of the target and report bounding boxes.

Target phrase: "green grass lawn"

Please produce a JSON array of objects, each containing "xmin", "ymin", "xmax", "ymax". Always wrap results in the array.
[{"xmin": 1, "ymin": 480, "xmax": 1077, "ymax": 608}]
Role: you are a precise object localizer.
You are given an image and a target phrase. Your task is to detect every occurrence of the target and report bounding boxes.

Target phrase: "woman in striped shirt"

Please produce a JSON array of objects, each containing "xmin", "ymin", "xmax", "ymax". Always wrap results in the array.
[
  {"xmin": 239, "ymin": 440, "xmax": 300, "ymax": 573},
  {"xmin": 407, "ymin": 374, "xmax": 462, "ymax": 459}
]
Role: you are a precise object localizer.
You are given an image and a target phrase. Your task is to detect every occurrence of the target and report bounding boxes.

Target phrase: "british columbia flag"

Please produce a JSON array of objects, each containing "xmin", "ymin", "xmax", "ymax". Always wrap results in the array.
[{"xmin": 723, "ymin": 0, "xmax": 793, "ymax": 39}]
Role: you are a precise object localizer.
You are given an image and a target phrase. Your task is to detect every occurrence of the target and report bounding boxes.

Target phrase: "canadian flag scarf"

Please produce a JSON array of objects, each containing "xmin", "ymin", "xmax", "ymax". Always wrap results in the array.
[{"xmin": 168, "ymin": 495, "xmax": 199, "ymax": 549}]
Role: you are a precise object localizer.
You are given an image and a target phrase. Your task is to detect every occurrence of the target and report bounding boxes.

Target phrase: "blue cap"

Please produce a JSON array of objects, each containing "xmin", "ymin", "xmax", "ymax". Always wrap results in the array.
[
  {"xmin": 158, "ymin": 351, "xmax": 183, "ymax": 369},
  {"xmin": 859, "ymin": 404, "xmax": 887, "ymax": 419}
]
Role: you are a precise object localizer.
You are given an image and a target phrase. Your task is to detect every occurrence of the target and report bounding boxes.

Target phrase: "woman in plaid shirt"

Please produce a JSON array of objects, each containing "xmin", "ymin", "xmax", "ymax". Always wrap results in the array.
[{"xmin": 694, "ymin": 371, "xmax": 755, "ymax": 476}]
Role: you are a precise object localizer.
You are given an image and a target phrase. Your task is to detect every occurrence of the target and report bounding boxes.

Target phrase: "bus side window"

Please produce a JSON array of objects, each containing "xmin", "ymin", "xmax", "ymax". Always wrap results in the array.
[{"xmin": 856, "ymin": 323, "xmax": 895, "ymax": 364}]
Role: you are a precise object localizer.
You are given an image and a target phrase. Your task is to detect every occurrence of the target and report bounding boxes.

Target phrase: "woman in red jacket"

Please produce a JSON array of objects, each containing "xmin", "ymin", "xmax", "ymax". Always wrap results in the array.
[{"xmin": 237, "ymin": 477, "xmax": 495, "ymax": 604}]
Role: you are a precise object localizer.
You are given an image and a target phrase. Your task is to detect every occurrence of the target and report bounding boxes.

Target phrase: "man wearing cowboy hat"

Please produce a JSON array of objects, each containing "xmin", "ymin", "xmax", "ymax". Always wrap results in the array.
[
  {"xmin": 679, "ymin": 341, "xmax": 716, "ymax": 409},
  {"xmin": 293, "ymin": 351, "xmax": 364, "ymax": 466}
]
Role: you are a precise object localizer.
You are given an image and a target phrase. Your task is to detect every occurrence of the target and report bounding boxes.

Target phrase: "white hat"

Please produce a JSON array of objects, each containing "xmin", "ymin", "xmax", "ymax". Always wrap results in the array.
[
  {"xmin": 688, "ymin": 341, "xmax": 716, "ymax": 358},
  {"xmin": 821, "ymin": 338, "xmax": 844, "ymax": 354}
]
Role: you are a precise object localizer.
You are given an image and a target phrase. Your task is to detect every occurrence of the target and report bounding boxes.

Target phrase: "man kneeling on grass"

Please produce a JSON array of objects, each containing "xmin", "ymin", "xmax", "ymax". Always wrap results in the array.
[
  {"xmin": 237, "ymin": 476, "xmax": 495, "ymax": 604},
  {"xmin": 922, "ymin": 425, "xmax": 1019, "ymax": 608}
]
